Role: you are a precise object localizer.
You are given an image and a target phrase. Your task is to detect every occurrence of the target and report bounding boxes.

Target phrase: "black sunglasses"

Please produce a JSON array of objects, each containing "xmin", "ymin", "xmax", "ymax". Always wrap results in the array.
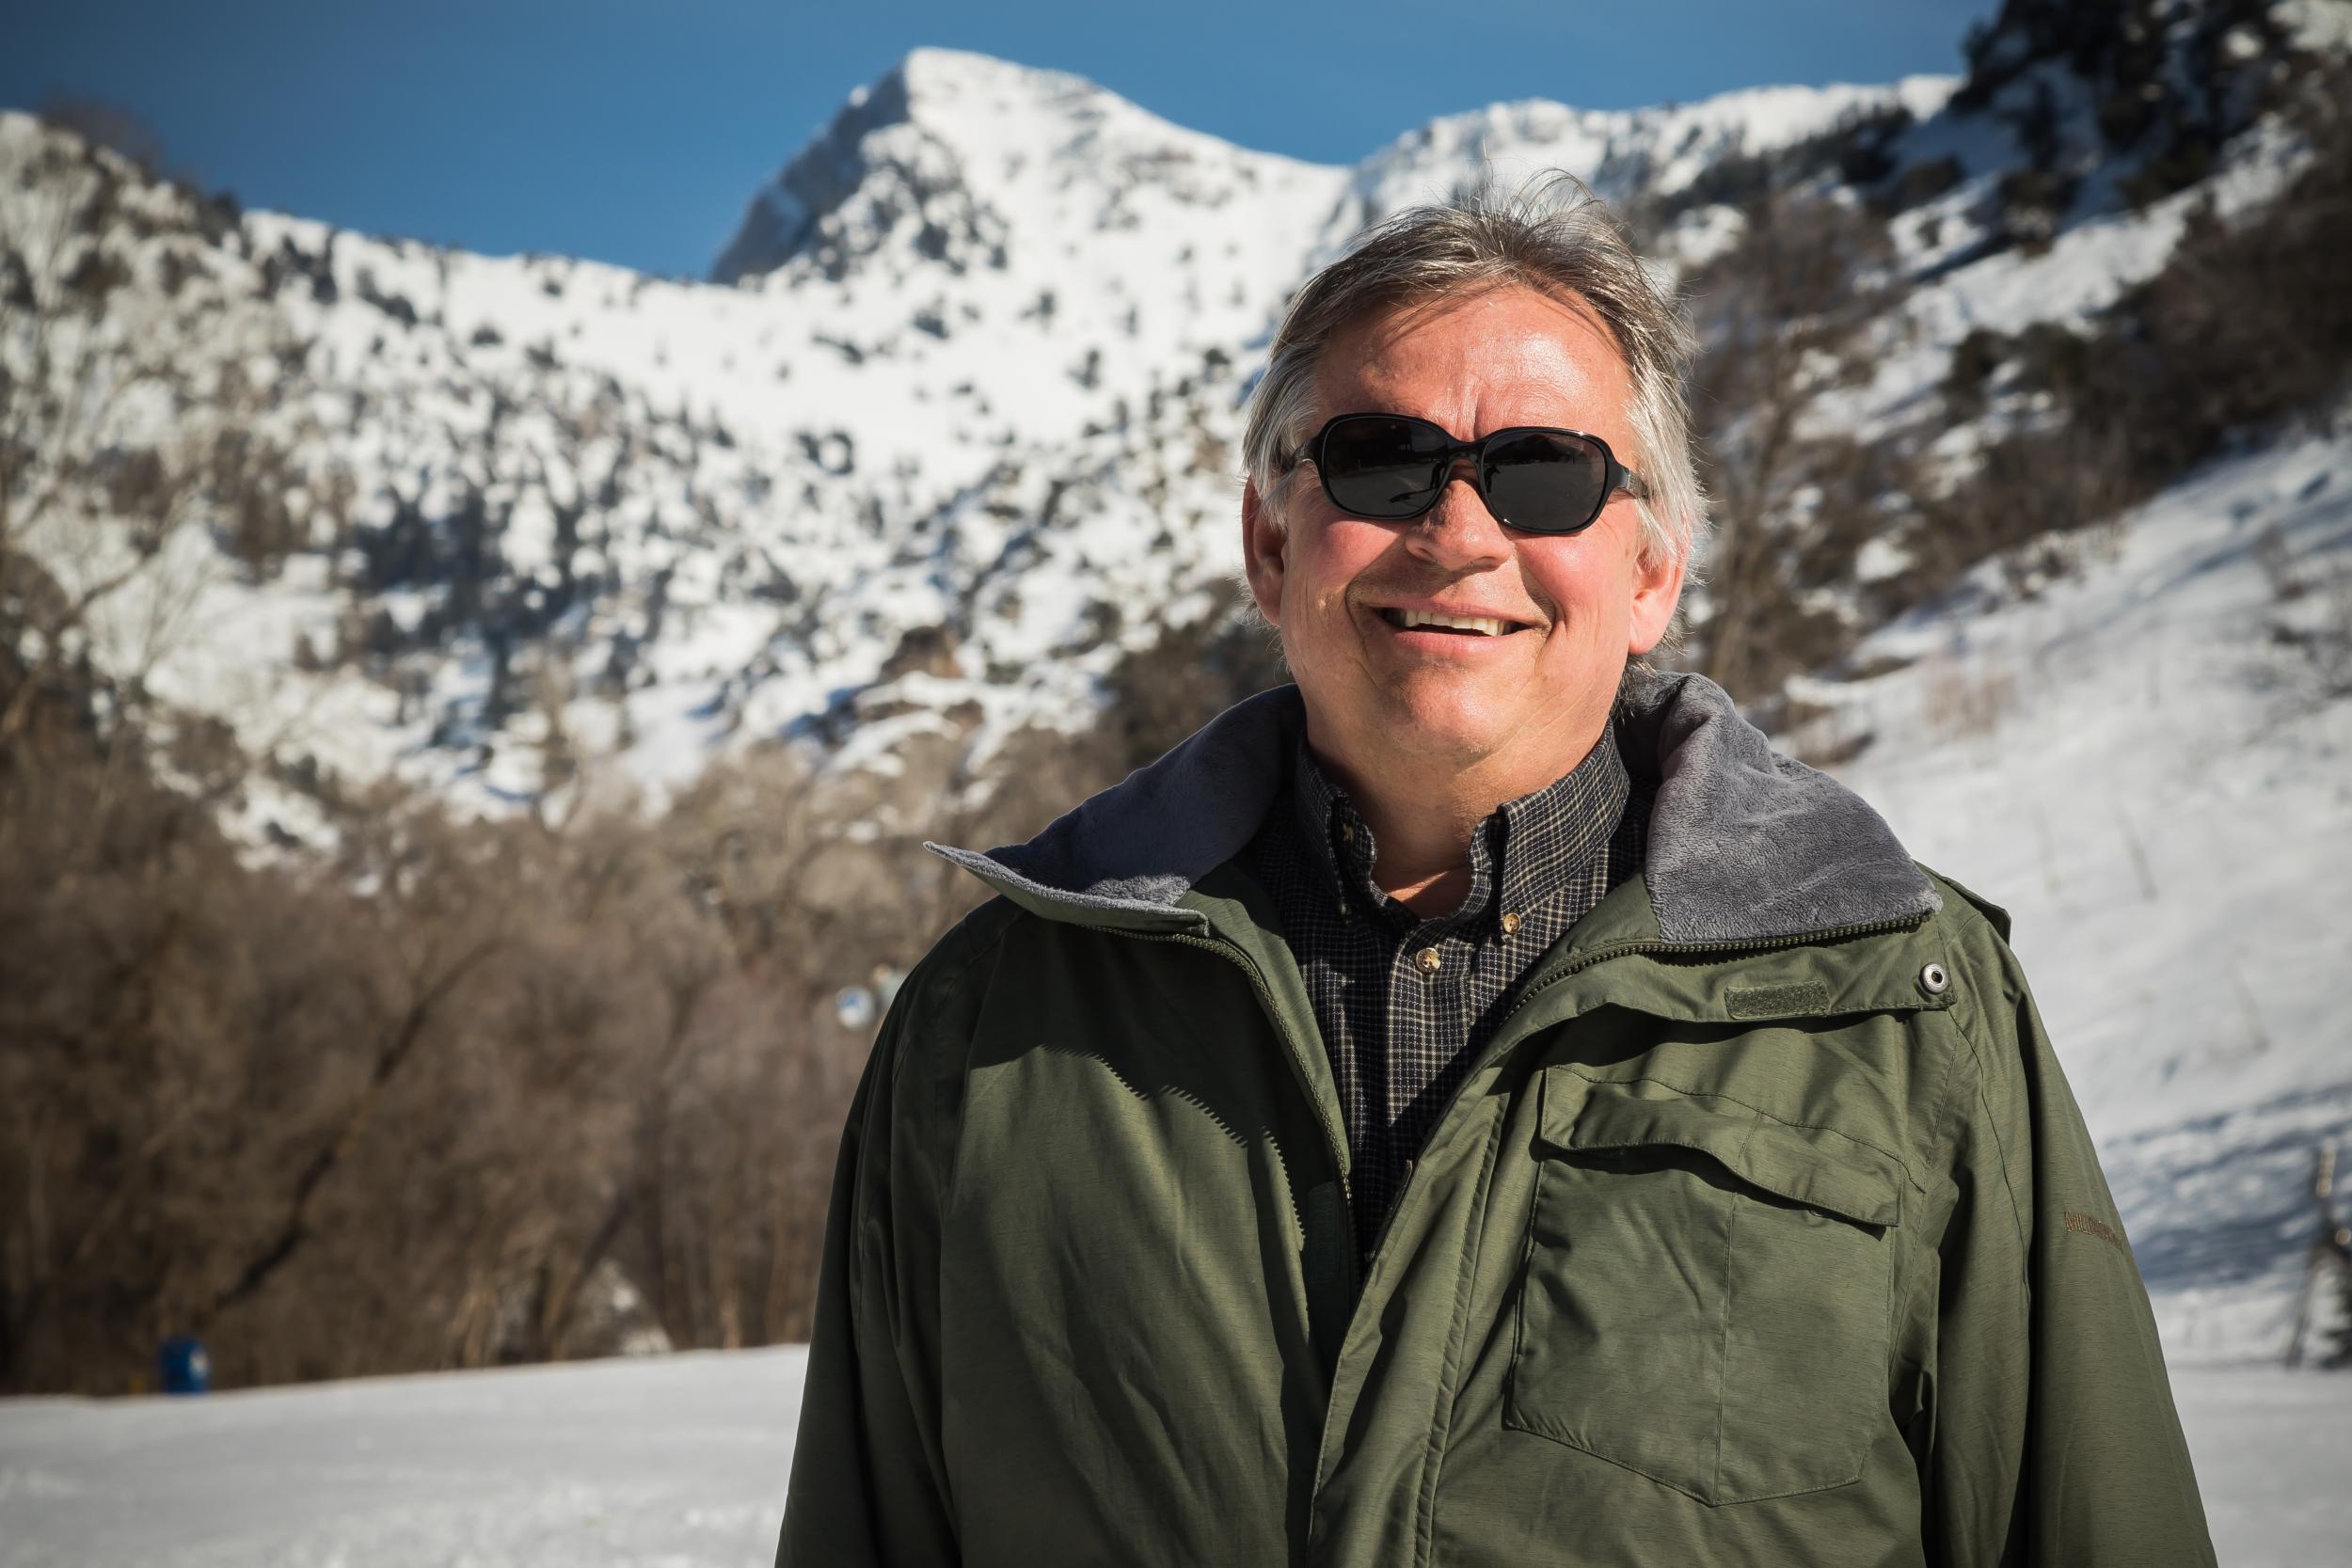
[{"xmin": 1286, "ymin": 411, "xmax": 1647, "ymax": 535}]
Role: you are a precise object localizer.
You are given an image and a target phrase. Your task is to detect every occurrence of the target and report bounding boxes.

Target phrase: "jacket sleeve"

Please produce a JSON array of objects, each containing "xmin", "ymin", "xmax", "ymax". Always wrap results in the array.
[
  {"xmin": 776, "ymin": 941, "xmax": 970, "ymax": 1568},
  {"xmin": 1926, "ymin": 900, "xmax": 2216, "ymax": 1567}
]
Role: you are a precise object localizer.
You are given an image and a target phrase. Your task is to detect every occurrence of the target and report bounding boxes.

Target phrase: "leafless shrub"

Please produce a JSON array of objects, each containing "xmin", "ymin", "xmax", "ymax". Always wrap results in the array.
[
  {"xmin": 2261, "ymin": 538, "xmax": 2352, "ymax": 700},
  {"xmin": 1918, "ymin": 654, "xmax": 2018, "ymax": 740}
]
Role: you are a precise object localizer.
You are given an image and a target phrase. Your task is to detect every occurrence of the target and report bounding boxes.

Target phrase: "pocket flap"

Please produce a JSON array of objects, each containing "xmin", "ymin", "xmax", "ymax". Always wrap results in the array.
[{"xmin": 1541, "ymin": 1075, "xmax": 1902, "ymax": 1228}]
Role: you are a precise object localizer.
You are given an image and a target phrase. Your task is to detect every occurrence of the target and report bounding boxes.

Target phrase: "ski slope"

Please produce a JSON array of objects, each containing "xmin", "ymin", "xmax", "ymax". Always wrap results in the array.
[{"xmin": 0, "ymin": 1346, "xmax": 2343, "ymax": 1566}]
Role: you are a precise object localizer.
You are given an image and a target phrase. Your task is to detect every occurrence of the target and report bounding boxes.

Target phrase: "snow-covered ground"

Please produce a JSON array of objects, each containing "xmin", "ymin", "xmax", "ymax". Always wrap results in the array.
[
  {"xmin": 0, "ymin": 1347, "xmax": 2342, "ymax": 1566},
  {"xmin": 0, "ymin": 1350, "xmax": 806, "ymax": 1568}
]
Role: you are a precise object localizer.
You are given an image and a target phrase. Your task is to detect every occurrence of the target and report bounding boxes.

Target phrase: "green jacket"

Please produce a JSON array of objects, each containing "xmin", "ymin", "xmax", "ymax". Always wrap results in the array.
[{"xmin": 778, "ymin": 673, "xmax": 2214, "ymax": 1567}]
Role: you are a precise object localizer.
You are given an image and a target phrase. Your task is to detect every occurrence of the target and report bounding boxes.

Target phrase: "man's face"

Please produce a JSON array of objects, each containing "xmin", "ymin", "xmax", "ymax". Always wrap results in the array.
[{"xmin": 1242, "ymin": 285, "xmax": 1685, "ymax": 789}]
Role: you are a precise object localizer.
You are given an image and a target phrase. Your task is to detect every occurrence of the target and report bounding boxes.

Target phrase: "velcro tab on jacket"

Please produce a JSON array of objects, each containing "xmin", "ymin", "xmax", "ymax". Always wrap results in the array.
[
  {"xmin": 1542, "ymin": 1075, "xmax": 1903, "ymax": 1227},
  {"xmin": 1724, "ymin": 980, "xmax": 1832, "ymax": 1019}
]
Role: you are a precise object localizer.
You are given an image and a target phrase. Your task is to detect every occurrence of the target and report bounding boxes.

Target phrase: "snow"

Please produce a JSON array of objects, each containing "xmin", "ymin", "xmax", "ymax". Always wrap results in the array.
[
  {"xmin": 2172, "ymin": 1365, "xmax": 2352, "ymax": 1562},
  {"xmin": 1347, "ymin": 74, "xmax": 1959, "ymax": 225},
  {"xmin": 0, "ymin": 1350, "xmax": 804, "ymax": 1568},
  {"xmin": 0, "ymin": 1349, "xmax": 2341, "ymax": 1565}
]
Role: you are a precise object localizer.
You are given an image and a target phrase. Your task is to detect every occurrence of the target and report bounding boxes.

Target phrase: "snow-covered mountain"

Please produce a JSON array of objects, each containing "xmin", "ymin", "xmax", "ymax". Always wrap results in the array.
[
  {"xmin": 0, "ymin": 45, "xmax": 1979, "ymax": 833},
  {"xmin": 10, "ymin": 0, "xmax": 2333, "ymax": 835}
]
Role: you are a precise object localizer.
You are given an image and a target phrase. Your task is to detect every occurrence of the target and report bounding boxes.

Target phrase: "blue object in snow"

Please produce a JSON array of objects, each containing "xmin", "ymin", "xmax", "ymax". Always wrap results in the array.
[{"xmin": 158, "ymin": 1336, "xmax": 210, "ymax": 1395}]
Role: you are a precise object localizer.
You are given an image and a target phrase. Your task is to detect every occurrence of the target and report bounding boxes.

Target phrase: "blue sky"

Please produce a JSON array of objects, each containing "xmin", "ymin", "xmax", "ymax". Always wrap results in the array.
[{"xmin": 8, "ymin": 1, "xmax": 1997, "ymax": 279}]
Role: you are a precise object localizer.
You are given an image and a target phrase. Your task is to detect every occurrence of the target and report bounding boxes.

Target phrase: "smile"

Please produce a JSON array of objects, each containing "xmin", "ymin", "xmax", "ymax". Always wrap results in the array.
[{"xmin": 1376, "ymin": 608, "xmax": 1532, "ymax": 637}]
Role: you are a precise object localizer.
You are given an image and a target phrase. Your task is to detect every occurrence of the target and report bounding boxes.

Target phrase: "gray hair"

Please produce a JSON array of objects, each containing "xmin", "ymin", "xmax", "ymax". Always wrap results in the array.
[{"xmin": 1242, "ymin": 176, "xmax": 1706, "ymax": 570}]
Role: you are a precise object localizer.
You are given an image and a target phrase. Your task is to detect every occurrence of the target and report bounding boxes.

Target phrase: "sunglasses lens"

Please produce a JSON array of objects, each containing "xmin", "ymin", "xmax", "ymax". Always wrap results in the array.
[
  {"xmin": 1481, "ymin": 430, "xmax": 1608, "ymax": 533},
  {"xmin": 1319, "ymin": 416, "xmax": 1451, "ymax": 518}
]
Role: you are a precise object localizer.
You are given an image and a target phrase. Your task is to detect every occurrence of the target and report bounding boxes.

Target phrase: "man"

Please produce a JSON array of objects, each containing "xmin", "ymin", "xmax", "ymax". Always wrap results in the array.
[{"xmin": 778, "ymin": 184, "xmax": 2216, "ymax": 1566}]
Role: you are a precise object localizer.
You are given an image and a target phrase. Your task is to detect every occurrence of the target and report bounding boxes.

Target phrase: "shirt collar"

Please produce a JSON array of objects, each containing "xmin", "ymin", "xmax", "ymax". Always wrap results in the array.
[{"xmin": 1289, "ymin": 722, "xmax": 1630, "ymax": 932}]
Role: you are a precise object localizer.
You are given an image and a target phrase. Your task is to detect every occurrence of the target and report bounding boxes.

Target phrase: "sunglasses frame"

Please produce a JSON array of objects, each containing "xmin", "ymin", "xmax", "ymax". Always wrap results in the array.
[{"xmin": 1286, "ymin": 411, "xmax": 1648, "ymax": 535}]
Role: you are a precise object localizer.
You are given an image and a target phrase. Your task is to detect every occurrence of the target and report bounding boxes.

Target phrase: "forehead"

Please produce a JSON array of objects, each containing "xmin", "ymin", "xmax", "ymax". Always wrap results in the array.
[{"xmin": 1311, "ymin": 284, "xmax": 1635, "ymax": 444}]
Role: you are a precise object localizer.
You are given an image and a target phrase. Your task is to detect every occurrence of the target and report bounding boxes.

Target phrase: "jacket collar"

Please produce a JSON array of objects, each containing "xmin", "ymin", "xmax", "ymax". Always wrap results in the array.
[{"xmin": 930, "ymin": 667, "xmax": 1938, "ymax": 946}]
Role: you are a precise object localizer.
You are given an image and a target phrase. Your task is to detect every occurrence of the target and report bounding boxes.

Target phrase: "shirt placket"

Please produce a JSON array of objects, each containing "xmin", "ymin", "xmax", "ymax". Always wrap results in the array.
[
  {"xmin": 1279, "ymin": 733, "xmax": 1633, "ymax": 1259},
  {"xmin": 1386, "ymin": 913, "xmax": 1473, "ymax": 1152},
  {"xmin": 1371, "ymin": 825, "xmax": 1496, "ymax": 1167}
]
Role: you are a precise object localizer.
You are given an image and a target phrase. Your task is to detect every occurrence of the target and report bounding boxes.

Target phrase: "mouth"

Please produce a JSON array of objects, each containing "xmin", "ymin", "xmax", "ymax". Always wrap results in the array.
[{"xmin": 1375, "ymin": 607, "xmax": 1534, "ymax": 638}]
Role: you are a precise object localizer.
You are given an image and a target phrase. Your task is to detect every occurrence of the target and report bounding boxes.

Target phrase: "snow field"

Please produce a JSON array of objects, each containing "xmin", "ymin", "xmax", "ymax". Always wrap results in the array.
[{"xmin": 0, "ymin": 1348, "xmax": 2341, "ymax": 1566}]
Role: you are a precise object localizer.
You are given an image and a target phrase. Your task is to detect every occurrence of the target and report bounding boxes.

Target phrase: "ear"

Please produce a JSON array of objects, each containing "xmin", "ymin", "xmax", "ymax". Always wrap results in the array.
[
  {"xmin": 1625, "ymin": 537, "xmax": 1688, "ymax": 657},
  {"xmin": 1241, "ymin": 479, "xmax": 1288, "ymax": 627}
]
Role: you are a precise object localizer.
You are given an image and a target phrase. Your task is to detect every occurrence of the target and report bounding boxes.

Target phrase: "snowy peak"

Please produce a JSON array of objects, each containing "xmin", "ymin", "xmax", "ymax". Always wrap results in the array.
[
  {"xmin": 1347, "ymin": 75, "xmax": 1959, "ymax": 228},
  {"xmin": 711, "ymin": 48, "xmax": 1342, "ymax": 288},
  {"xmin": 709, "ymin": 53, "xmax": 953, "ymax": 286}
]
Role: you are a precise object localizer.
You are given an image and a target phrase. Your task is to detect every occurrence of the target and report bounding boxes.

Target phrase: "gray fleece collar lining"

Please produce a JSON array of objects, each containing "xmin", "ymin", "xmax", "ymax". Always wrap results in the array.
[{"xmin": 930, "ymin": 669, "xmax": 1938, "ymax": 946}]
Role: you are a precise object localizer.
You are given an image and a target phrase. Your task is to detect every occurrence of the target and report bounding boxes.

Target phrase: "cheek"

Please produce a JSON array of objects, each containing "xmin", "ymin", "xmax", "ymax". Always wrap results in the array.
[
  {"xmin": 1530, "ymin": 532, "xmax": 1641, "ymax": 632},
  {"xmin": 1534, "ymin": 559, "xmax": 1618, "ymax": 627},
  {"xmin": 1291, "ymin": 523, "xmax": 1378, "ymax": 615}
]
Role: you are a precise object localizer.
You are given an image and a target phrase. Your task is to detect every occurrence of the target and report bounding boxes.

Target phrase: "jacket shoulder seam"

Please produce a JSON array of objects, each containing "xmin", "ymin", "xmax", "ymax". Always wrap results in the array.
[
  {"xmin": 1940, "ymin": 948, "xmax": 2031, "ymax": 1252},
  {"xmin": 1919, "ymin": 885, "xmax": 2034, "ymax": 1247},
  {"xmin": 1919, "ymin": 1004, "xmax": 1971, "ymax": 1197}
]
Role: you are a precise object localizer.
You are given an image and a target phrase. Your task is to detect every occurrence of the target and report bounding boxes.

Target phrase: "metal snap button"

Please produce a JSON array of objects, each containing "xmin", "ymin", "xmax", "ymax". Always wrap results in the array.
[
  {"xmin": 1919, "ymin": 962, "xmax": 1951, "ymax": 995},
  {"xmin": 1416, "ymin": 946, "xmax": 1441, "ymax": 975}
]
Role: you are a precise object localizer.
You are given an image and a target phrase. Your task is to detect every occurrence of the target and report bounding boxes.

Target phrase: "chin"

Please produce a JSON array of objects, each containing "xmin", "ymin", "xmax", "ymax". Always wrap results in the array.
[{"xmin": 1375, "ymin": 687, "xmax": 1515, "ymax": 761}]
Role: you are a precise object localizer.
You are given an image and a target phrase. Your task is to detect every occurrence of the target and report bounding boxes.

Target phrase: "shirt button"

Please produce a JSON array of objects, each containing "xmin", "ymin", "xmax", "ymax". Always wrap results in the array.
[
  {"xmin": 1501, "ymin": 911, "xmax": 1522, "ymax": 936},
  {"xmin": 1416, "ymin": 946, "xmax": 1441, "ymax": 975},
  {"xmin": 1339, "ymin": 822, "xmax": 1356, "ymax": 845}
]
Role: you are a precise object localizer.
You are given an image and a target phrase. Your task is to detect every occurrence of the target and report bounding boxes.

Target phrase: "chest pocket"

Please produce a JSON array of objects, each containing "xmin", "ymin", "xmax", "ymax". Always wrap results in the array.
[{"xmin": 1505, "ymin": 1071, "xmax": 1905, "ymax": 1506}]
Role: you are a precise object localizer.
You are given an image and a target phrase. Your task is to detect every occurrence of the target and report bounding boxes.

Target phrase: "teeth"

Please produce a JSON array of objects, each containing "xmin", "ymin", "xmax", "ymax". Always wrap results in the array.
[{"xmin": 1394, "ymin": 609, "xmax": 1512, "ymax": 636}]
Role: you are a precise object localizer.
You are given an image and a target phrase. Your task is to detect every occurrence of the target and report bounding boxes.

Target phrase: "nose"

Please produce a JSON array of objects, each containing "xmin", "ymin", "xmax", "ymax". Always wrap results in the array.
[{"xmin": 1404, "ymin": 460, "xmax": 1513, "ymax": 573}]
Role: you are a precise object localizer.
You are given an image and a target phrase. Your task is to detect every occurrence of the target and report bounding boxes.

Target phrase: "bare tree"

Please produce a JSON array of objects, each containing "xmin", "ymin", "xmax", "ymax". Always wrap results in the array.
[
  {"xmin": 0, "ymin": 114, "xmax": 304, "ymax": 754},
  {"xmin": 1685, "ymin": 190, "xmax": 1906, "ymax": 702}
]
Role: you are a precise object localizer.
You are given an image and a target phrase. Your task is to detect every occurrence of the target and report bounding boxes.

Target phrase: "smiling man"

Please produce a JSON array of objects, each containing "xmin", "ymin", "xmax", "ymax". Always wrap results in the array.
[{"xmin": 778, "ymin": 185, "xmax": 2215, "ymax": 1567}]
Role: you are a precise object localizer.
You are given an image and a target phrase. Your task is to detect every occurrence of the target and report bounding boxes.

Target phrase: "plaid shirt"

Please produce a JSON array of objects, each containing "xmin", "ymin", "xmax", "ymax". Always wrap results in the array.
[{"xmin": 1241, "ymin": 725, "xmax": 1645, "ymax": 1262}]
